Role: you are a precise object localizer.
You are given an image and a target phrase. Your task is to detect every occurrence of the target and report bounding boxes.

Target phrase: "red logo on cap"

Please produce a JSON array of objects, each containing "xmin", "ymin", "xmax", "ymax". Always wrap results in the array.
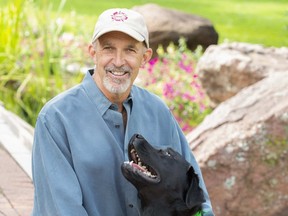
[{"xmin": 111, "ymin": 11, "xmax": 128, "ymax": 22}]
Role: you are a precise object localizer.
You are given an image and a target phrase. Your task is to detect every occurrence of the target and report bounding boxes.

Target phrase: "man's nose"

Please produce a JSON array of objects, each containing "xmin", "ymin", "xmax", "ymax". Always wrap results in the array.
[{"xmin": 113, "ymin": 50, "xmax": 125, "ymax": 67}]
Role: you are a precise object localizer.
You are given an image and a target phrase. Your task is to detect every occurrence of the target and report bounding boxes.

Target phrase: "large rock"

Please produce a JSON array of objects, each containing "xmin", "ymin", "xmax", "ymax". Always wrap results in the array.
[
  {"xmin": 196, "ymin": 42, "xmax": 288, "ymax": 106},
  {"xmin": 187, "ymin": 73, "xmax": 288, "ymax": 216},
  {"xmin": 132, "ymin": 4, "xmax": 218, "ymax": 55}
]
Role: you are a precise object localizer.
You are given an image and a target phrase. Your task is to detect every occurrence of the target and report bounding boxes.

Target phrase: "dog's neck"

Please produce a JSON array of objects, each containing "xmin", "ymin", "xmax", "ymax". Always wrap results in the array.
[
  {"xmin": 141, "ymin": 201, "xmax": 192, "ymax": 216},
  {"xmin": 141, "ymin": 203, "xmax": 176, "ymax": 216}
]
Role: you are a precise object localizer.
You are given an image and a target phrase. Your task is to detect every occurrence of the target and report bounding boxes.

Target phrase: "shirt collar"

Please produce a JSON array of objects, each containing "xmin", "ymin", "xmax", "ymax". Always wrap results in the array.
[{"xmin": 83, "ymin": 69, "xmax": 133, "ymax": 116}]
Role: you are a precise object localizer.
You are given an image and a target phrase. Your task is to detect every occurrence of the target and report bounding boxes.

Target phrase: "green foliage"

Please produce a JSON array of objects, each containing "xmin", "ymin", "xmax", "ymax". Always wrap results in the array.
[
  {"xmin": 0, "ymin": 0, "xmax": 26, "ymax": 118},
  {"xmin": 194, "ymin": 211, "xmax": 202, "ymax": 216},
  {"xmin": 263, "ymin": 134, "xmax": 288, "ymax": 166},
  {"xmin": 0, "ymin": 0, "xmax": 85, "ymax": 126}
]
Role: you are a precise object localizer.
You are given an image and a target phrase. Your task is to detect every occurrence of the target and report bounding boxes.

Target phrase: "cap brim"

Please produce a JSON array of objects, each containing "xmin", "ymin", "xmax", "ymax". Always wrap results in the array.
[{"xmin": 92, "ymin": 26, "xmax": 145, "ymax": 44}]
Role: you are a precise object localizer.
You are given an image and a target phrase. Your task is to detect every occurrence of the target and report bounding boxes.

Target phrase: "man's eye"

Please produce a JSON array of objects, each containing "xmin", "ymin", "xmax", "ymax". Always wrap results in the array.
[
  {"xmin": 103, "ymin": 46, "xmax": 113, "ymax": 51},
  {"xmin": 127, "ymin": 48, "xmax": 136, "ymax": 53}
]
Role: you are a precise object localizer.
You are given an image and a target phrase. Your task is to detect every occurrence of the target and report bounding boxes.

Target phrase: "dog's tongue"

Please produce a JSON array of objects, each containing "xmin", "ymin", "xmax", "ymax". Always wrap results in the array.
[{"xmin": 132, "ymin": 162, "xmax": 146, "ymax": 172}]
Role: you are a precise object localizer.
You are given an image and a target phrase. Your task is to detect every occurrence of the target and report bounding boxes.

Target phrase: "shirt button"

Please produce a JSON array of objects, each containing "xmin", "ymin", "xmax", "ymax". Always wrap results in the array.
[{"xmin": 128, "ymin": 204, "xmax": 134, "ymax": 208}]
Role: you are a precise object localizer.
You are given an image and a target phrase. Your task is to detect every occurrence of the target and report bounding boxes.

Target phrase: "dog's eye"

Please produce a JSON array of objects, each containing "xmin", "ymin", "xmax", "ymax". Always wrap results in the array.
[
  {"xmin": 165, "ymin": 151, "xmax": 171, "ymax": 156},
  {"xmin": 159, "ymin": 149, "xmax": 172, "ymax": 157},
  {"xmin": 160, "ymin": 150, "xmax": 171, "ymax": 157}
]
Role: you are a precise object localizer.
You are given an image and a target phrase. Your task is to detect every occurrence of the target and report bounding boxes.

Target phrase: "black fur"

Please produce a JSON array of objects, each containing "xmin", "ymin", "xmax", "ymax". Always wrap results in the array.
[{"xmin": 121, "ymin": 134, "xmax": 205, "ymax": 216}]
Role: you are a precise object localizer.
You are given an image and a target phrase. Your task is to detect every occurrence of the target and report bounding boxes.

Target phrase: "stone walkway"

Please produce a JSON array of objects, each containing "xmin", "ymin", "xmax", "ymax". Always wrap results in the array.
[
  {"xmin": 0, "ymin": 105, "xmax": 34, "ymax": 216},
  {"xmin": 0, "ymin": 145, "xmax": 33, "ymax": 216}
]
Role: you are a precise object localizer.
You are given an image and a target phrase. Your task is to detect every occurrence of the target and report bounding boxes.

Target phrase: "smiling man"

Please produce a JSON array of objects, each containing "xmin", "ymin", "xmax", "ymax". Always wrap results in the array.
[
  {"xmin": 31, "ymin": 8, "xmax": 214, "ymax": 216},
  {"xmin": 89, "ymin": 29, "xmax": 152, "ymax": 112}
]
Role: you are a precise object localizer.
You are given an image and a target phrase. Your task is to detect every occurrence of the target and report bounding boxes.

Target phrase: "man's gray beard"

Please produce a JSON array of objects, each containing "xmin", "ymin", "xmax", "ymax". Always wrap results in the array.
[{"xmin": 103, "ymin": 76, "xmax": 131, "ymax": 94}]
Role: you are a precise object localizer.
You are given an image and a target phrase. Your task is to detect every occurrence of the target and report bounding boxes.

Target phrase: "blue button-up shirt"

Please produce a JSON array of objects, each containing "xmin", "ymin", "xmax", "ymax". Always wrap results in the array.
[{"xmin": 32, "ymin": 70, "xmax": 214, "ymax": 215}]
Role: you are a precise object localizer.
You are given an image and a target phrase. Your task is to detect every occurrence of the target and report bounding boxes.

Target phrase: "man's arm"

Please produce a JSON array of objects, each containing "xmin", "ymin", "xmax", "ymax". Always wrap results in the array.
[
  {"xmin": 172, "ymin": 118, "xmax": 215, "ymax": 216},
  {"xmin": 31, "ymin": 115, "xmax": 89, "ymax": 216}
]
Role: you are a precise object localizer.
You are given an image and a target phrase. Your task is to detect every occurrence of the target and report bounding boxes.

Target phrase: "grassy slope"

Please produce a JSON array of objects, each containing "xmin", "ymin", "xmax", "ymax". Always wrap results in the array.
[
  {"xmin": 0, "ymin": 0, "xmax": 287, "ymax": 47},
  {"xmin": 53, "ymin": 0, "xmax": 288, "ymax": 47}
]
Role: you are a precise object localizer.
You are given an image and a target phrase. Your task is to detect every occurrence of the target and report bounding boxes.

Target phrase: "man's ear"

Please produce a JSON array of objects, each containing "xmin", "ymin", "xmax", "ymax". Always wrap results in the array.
[
  {"xmin": 141, "ymin": 48, "xmax": 153, "ymax": 67},
  {"xmin": 88, "ymin": 44, "xmax": 96, "ymax": 58},
  {"xmin": 185, "ymin": 166, "xmax": 205, "ymax": 209}
]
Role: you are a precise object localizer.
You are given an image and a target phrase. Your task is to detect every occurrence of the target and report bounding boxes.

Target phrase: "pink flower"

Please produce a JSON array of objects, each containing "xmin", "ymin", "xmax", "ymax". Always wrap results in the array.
[
  {"xmin": 182, "ymin": 93, "xmax": 196, "ymax": 101},
  {"xmin": 178, "ymin": 54, "xmax": 194, "ymax": 74},
  {"xmin": 178, "ymin": 61, "xmax": 193, "ymax": 74},
  {"xmin": 163, "ymin": 82, "xmax": 175, "ymax": 99},
  {"xmin": 200, "ymin": 103, "xmax": 206, "ymax": 112},
  {"xmin": 137, "ymin": 41, "xmax": 211, "ymax": 134},
  {"xmin": 147, "ymin": 58, "xmax": 158, "ymax": 74},
  {"xmin": 182, "ymin": 123, "xmax": 194, "ymax": 133}
]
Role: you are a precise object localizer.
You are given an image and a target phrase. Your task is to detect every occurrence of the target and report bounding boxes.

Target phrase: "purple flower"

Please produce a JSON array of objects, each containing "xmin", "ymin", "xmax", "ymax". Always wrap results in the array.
[
  {"xmin": 178, "ymin": 61, "xmax": 193, "ymax": 74},
  {"xmin": 182, "ymin": 92, "xmax": 196, "ymax": 101},
  {"xmin": 163, "ymin": 82, "xmax": 175, "ymax": 99},
  {"xmin": 178, "ymin": 54, "xmax": 193, "ymax": 73},
  {"xmin": 148, "ymin": 57, "xmax": 158, "ymax": 74},
  {"xmin": 137, "ymin": 42, "xmax": 211, "ymax": 134}
]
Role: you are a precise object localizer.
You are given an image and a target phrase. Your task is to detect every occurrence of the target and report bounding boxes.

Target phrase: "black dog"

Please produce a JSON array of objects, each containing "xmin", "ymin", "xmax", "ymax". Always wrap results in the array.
[{"xmin": 121, "ymin": 134, "xmax": 205, "ymax": 216}]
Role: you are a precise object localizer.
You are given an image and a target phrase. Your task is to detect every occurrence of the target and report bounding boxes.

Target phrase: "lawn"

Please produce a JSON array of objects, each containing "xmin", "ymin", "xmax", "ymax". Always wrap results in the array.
[
  {"xmin": 54, "ymin": 0, "xmax": 288, "ymax": 48},
  {"xmin": 1, "ymin": 0, "xmax": 286, "ymax": 47}
]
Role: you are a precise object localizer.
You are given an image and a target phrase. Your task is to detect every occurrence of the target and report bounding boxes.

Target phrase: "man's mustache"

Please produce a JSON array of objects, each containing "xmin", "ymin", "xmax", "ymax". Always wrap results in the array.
[{"xmin": 105, "ymin": 65, "xmax": 132, "ymax": 73}]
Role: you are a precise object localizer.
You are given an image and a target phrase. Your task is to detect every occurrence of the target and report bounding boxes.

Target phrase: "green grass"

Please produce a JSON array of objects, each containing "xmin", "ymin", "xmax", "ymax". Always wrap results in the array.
[{"xmin": 1, "ymin": 0, "xmax": 284, "ymax": 47}]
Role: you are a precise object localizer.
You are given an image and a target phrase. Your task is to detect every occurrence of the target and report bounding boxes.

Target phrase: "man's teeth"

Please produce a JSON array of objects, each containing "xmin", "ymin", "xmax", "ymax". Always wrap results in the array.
[{"xmin": 109, "ymin": 71, "xmax": 126, "ymax": 76}]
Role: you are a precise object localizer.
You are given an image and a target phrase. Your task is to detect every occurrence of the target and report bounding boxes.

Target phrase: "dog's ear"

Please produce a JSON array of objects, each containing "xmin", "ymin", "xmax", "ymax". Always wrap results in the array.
[{"xmin": 185, "ymin": 166, "xmax": 205, "ymax": 209}]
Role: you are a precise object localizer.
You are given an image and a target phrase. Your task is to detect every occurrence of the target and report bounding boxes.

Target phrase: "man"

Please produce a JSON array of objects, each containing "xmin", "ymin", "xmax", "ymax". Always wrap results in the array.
[{"xmin": 31, "ymin": 8, "xmax": 214, "ymax": 215}]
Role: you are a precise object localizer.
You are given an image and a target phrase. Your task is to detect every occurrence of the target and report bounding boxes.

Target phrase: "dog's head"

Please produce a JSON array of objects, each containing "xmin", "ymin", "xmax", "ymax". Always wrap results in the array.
[{"xmin": 121, "ymin": 134, "xmax": 205, "ymax": 214}]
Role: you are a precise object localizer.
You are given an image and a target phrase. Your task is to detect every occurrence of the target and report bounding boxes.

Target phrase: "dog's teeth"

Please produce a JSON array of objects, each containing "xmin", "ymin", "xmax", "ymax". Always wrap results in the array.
[
  {"xmin": 128, "ymin": 147, "xmax": 157, "ymax": 179},
  {"xmin": 130, "ymin": 149, "xmax": 136, "ymax": 153}
]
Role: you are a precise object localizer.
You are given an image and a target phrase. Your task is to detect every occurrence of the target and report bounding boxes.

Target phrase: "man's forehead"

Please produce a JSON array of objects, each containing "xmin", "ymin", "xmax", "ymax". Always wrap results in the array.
[{"xmin": 97, "ymin": 32, "xmax": 143, "ymax": 46}]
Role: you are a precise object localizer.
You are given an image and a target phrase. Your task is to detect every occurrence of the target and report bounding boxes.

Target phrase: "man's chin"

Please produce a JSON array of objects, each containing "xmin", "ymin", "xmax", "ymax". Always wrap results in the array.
[{"xmin": 104, "ymin": 80, "xmax": 131, "ymax": 95}]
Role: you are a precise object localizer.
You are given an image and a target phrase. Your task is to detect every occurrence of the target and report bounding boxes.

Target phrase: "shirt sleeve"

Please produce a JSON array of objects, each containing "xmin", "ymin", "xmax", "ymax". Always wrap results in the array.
[
  {"xmin": 31, "ymin": 115, "xmax": 89, "ymax": 216},
  {"xmin": 172, "ymin": 117, "xmax": 215, "ymax": 216}
]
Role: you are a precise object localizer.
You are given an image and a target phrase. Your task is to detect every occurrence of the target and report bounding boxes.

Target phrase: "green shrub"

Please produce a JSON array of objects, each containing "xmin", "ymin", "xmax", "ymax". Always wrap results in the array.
[{"xmin": 0, "ymin": 0, "xmax": 86, "ymax": 126}]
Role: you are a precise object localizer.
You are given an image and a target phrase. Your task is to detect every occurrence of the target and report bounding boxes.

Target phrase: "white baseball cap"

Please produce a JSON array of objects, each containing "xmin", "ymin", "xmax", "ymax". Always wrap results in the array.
[{"xmin": 91, "ymin": 8, "xmax": 149, "ymax": 48}]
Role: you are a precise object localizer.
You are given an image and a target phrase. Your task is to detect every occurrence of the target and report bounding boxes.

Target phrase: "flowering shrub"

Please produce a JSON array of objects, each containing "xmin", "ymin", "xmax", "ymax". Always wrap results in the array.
[{"xmin": 137, "ymin": 38, "xmax": 212, "ymax": 134}]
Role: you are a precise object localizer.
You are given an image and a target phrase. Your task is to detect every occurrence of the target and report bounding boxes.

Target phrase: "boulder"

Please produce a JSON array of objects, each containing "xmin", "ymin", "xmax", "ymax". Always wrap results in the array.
[
  {"xmin": 196, "ymin": 42, "xmax": 288, "ymax": 106},
  {"xmin": 132, "ymin": 4, "xmax": 218, "ymax": 55},
  {"xmin": 187, "ymin": 73, "xmax": 288, "ymax": 216}
]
